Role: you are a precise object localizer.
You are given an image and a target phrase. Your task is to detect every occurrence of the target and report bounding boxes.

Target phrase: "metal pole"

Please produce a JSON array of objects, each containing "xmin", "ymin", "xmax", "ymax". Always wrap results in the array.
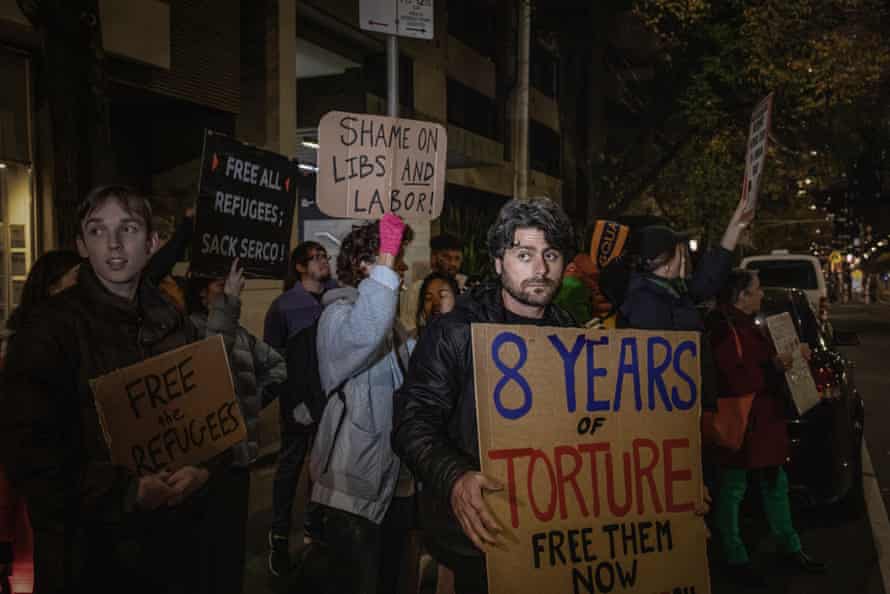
[
  {"xmin": 387, "ymin": 34, "xmax": 399, "ymax": 117},
  {"xmin": 513, "ymin": 0, "xmax": 530, "ymax": 200}
]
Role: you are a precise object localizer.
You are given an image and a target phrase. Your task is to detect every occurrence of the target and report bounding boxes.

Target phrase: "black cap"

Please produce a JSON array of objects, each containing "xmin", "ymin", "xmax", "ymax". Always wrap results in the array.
[{"xmin": 638, "ymin": 225, "xmax": 689, "ymax": 262}]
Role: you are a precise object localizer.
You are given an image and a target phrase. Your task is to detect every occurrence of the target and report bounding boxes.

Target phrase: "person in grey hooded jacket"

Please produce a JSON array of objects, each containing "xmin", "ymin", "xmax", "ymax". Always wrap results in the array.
[
  {"xmin": 308, "ymin": 214, "xmax": 413, "ymax": 594},
  {"xmin": 186, "ymin": 259, "xmax": 287, "ymax": 594}
]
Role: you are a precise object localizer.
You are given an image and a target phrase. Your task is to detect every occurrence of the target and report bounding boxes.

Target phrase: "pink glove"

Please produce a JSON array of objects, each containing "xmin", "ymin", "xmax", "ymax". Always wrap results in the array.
[{"xmin": 379, "ymin": 213, "xmax": 406, "ymax": 256}]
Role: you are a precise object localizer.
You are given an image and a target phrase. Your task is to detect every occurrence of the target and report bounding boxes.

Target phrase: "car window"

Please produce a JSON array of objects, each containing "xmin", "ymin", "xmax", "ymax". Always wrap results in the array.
[{"xmin": 746, "ymin": 260, "xmax": 819, "ymax": 290}]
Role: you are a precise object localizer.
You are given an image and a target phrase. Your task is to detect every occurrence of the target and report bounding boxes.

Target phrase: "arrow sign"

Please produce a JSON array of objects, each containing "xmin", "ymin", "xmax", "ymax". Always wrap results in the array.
[{"xmin": 397, "ymin": 0, "xmax": 434, "ymax": 40}]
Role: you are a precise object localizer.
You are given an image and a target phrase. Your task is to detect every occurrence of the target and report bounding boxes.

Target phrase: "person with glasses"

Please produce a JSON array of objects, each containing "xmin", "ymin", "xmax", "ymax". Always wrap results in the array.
[{"xmin": 263, "ymin": 241, "xmax": 337, "ymax": 576}]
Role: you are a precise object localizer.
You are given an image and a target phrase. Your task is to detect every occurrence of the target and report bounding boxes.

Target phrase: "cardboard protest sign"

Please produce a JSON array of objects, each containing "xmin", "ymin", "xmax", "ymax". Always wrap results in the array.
[
  {"xmin": 192, "ymin": 130, "xmax": 297, "ymax": 278},
  {"xmin": 91, "ymin": 335, "xmax": 246, "ymax": 476},
  {"xmin": 765, "ymin": 313, "xmax": 820, "ymax": 416},
  {"xmin": 472, "ymin": 325, "xmax": 709, "ymax": 594},
  {"xmin": 317, "ymin": 111, "xmax": 447, "ymax": 220},
  {"xmin": 739, "ymin": 93, "xmax": 774, "ymax": 214}
]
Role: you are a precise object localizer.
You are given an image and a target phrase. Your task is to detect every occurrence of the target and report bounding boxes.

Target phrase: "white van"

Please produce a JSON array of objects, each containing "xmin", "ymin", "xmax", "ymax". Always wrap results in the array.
[{"xmin": 740, "ymin": 251, "xmax": 827, "ymax": 312}]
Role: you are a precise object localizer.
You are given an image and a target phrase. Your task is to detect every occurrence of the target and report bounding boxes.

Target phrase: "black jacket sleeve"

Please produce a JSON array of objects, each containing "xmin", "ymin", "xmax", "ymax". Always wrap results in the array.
[
  {"xmin": 688, "ymin": 247, "xmax": 733, "ymax": 303},
  {"xmin": 392, "ymin": 319, "xmax": 477, "ymax": 503},
  {"xmin": 145, "ymin": 216, "xmax": 194, "ymax": 285},
  {"xmin": 0, "ymin": 311, "xmax": 137, "ymax": 525}
]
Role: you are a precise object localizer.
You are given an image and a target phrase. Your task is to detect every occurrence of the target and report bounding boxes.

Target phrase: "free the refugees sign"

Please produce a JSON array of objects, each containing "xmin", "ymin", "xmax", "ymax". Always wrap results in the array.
[
  {"xmin": 316, "ymin": 111, "xmax": 447, "ymax": 220},
  {"xmin": 91, "ymin": 336, "xmax": 246, "ymax": 477},
  {"xmin": 472, "ymin": 325, "xmax": 709, "ymax": 594},
  {"xmin": 192, "ymin": 130, "xmax": 297, "ymax": 278}
]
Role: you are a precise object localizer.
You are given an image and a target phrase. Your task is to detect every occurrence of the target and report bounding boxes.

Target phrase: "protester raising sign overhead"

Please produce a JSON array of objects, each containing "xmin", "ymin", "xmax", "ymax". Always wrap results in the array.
[
  {"xmin": 192, "ymin": 130, "xmax": 298, "ymax": 279},
  {"xmin": 317, "ymin": 111, "xmax": 447, "ymax": 220}
]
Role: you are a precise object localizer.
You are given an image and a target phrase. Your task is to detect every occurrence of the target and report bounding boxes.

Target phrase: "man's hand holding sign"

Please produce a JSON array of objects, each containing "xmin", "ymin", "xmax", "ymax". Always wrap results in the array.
[{"xmin": 472, "ymin": 325, "xmax": 710, "ymax": 594}]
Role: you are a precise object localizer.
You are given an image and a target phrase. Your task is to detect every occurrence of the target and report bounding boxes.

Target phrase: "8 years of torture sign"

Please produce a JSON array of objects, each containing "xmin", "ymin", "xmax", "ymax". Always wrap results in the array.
[{"xmin": 472, "ymin": 325, "xmax": 709, "ymax": 594}]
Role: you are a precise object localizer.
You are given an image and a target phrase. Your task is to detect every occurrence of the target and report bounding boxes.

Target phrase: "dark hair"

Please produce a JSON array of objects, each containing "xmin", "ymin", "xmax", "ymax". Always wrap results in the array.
[
  {"xmin": 717, "ymin": 268, "xmax": 758, "ymax": 306},
  {"xmin": 292, "ymin": 241, "xmax": 325, "ymax": 273},
  {"xmin": 284, "ymin": 241, "xmax": 326, "ymax": 290},
  {"xmin": 77, "ymin": 185, "xmax": 154, "ymax": 237},
  {"xmin": 185, "ymin": 274, "xmax": 217, "ymax": 315},
  {"xmin": 640, "ymin": 250, "xmax": 675, "ymax": 273},
  {"xmin": 430, "ymin": 234, "xmax": 462, "ymax": 252},
  {"xmin": 486, "ymin": 197, "xmax": 575, "ymax": 262},
  {"xmin": 7, "ymin": 250, "xmax": 82, "ymax": 331},
  {"xmin": 415, "ymin": 272, "xmax": 460, "ymax": 331},
  {"xmin": 337, "ymin": 221, "xmax": 414, "ymax": 287}
]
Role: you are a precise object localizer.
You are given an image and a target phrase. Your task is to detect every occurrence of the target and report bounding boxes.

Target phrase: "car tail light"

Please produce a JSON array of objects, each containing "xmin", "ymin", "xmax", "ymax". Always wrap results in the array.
[{"xmin": 813, "ymin": 366, "xmax": 841, "ymax": 399}]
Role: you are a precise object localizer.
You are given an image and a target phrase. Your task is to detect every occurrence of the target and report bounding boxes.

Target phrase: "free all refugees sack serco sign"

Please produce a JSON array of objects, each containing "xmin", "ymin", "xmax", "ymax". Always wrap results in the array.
[
  {"xmin": 91, "ymin": 335, "xmax": 246, "ymax": 476},
  {"xmin": 472, "ymin": 325, "xmax": 710, "ymax": 594}
]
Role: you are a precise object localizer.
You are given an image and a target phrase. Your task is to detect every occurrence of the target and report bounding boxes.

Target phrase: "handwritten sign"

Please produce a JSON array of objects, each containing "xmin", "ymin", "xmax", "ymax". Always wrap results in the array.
[
  {"xmin": 192, "ymin": 130, "xmax": 297, "ymax": 278},
  {"xmin": 472, "ymin": 325, "xmax": 709, "ymax": 594},
  {"xmin": 317, "ymin": 111, "xmax": 447, "ymax": 220},
  {"xmin": 765, "ymin": 313, "xmax": 820, "ymax": 416},
  {"xmin": 740, "ymin": 93, "xmax": 774, "ymax": 214},
  {"xmin": 91, "ymin": 336, "xmax": 246, "ymax": 476}
]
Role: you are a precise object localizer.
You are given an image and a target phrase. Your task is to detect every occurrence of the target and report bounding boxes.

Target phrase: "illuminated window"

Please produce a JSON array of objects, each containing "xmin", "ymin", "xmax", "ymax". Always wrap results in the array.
[{"xmin": 0, "ymin": 48, "xmax": 34, "ymax": 326}]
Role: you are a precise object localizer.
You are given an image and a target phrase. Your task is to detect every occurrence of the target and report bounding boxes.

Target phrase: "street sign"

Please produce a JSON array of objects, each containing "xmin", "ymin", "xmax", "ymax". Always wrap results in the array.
[
  {"xmin": 398, "ymin": 0, "xmax": 433, "ymax": 40},
  {"xmin": 359, "ymin": 0, "xmax": 396, "ymax": 35},
  {"xmin": 359, "ymin": 0, "xmax": 434, "ymax": 40}
]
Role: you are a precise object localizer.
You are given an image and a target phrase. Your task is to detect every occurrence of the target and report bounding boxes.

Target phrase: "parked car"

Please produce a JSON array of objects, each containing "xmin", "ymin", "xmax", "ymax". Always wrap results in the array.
[
  {"xmin": 757, "ymin": 288, "xmax": 864, "ymax": 506},
  {"xmin": 741, "ymin": 251, "xmax": 827, "ymax": 313}
]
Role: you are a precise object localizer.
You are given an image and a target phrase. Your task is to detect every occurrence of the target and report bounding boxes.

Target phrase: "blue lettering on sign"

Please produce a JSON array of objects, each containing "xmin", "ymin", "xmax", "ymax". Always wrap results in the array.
[
  {"xmin": 585, "ymin": 336, "xmax": 610, "ymax": 412},
  {"xmin": 548, "ymin": 334, "xmax": 585, "ymax": 413},
  {"xmin": 647, "ymin": 336, "xmax": 674, "ymax": 411},
  {"xmin": 671, "ymin": 340, "xmax": 698, "ymax": 410},
  {"xmin": 491, "ymin": 332, "xmax": 533, "ymax": 420},
  {"xmin": 613, "ymin": 338, "xmax": 642, "ymax": 411}
]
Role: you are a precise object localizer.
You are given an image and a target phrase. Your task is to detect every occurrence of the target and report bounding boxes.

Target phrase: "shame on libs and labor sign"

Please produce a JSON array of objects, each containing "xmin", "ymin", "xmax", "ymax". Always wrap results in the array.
[
  {"xmin": 91, "ymin": 335, "xmax": 246, "ymax": 477},
  {"xmin": 192, "ymin": 130, "xmax": 297, "ymax": 279},
  {"xmin": 316, "ymin": 111, "xmax": 447, "ymax": 221},
  {"xmin": 472, "ymin": 324, "xmax": 710, "ymax": 594}
]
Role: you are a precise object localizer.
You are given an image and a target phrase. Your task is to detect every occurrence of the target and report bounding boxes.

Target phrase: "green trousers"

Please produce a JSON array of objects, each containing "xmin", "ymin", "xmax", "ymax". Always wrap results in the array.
[{"xmin": 715, "ymin": 467, "xmax": 802, "ymax": 565}]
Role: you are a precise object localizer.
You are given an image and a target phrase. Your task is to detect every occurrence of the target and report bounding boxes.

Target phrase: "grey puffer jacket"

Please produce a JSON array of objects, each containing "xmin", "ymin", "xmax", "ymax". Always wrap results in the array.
[
  {"xmin": 308, "ymin": 265, "xmax": 412, "ymax": 524},
  {"xmin": 191, "ymin": 295, "xmax": 287, "ymax": 467}
]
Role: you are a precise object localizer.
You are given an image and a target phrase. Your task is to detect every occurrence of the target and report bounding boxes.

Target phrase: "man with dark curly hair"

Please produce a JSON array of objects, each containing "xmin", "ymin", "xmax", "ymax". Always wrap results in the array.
[{"xmin": 393, "ymin": 197, "xmax": 577, "ymax": 593}]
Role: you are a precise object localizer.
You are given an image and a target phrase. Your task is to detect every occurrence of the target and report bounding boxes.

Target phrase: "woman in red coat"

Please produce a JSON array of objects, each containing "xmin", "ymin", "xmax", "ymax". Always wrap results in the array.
[{"xmin": 709, "ymin": 269, "xmax": 825, "ymax": 588}]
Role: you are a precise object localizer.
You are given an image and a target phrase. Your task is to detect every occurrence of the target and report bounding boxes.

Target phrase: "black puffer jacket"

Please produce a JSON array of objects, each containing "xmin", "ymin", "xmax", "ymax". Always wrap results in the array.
[{"xmin": 392, "ymin": 282, "xmax": 575, "ymax": 559}]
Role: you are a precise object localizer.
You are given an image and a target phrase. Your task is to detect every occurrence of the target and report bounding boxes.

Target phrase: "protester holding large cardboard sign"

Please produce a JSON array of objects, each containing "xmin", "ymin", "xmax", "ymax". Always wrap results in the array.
[
  {"xmin": 192, "ymin": 130, "xmax": 298, "ymax": 279},
  {"xmin": 473, "ymin": 324, "xmax": 709, "ymax": 594},
  {"xmin": 393, "ymin": 198, "xmax": 578, "ymax": 592},
  {"xmin": 0, "ymin": 186, "xmax": 234, "ymax": 591},
  {"xmin": 317, "ymin": 111, "xmax": 447, "ymax": 220},
  {"xmin": 708, "ymin": 269, "xmax": 826, "ymax": 587},
  {"xmin": 92, "ymin": 334, "xmax": 246, "ymax": 476}
]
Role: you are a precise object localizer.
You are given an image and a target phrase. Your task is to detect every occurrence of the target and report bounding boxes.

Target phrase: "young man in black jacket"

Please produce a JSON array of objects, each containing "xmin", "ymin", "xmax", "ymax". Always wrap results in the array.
[
  {"xmin": 392, "ymin": 197, "xmax": 577, "ymax": 593},
  {"xmin": 0, "ymin": 186, "xmax": 230, "ymax": 594}
]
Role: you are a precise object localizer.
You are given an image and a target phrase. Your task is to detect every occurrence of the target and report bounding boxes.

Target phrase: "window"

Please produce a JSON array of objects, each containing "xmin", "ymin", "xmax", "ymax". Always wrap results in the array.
[
  {"xmin": 447, "ymin": 0, "xmax": 496, "ymax": 58},
  {"xmin": 529, "ymin": 120, "xmax": 561, "ymax": 178},
  {"xmin": 364, "ymin": 53, "xmax": 414, "ymax": 115},
  {"xmin": 0, "ymin": 49, "xmax": 34, "ymax": 325},
  {"xmin": 746, "ymin": 260, "xmax": 820, "ymax": 290},
  {"xmin": 531, "ymin": 42, "xmax": 558, "ymax": 99},
  {"xmin": 447, "ymin": 78, "xmax": 497, "ymax": 140}
]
